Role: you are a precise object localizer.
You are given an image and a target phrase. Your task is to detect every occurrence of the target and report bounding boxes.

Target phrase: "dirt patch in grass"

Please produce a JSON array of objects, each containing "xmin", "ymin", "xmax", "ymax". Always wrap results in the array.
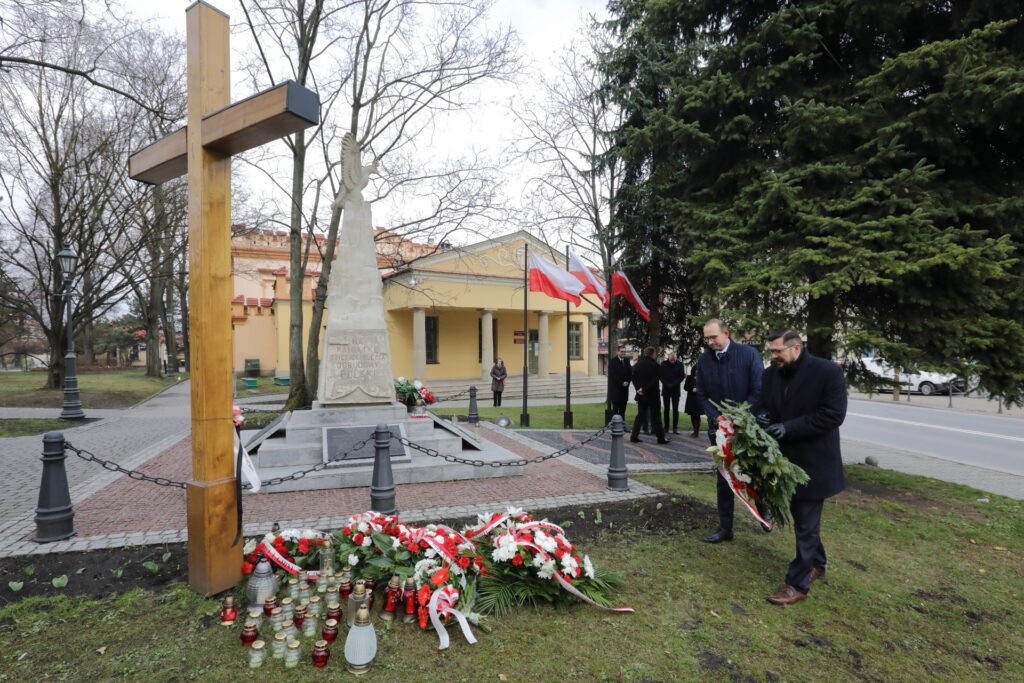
[{"xmin": 0, "ymin": 495, "xmax": 714, "ymax": 603}]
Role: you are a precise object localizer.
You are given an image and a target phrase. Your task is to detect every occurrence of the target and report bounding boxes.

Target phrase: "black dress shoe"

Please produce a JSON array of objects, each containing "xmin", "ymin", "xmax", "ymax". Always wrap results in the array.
[
  {"xmin": 759, "ymin": 511, "xmax": 774, "ymax": 533},
  {"xmin": 657, "ymin": 438, "xmax": 671, "ymax": 445},
  {"xmin": 672, "ymin": 429, "xmax": 679, "ymax": 434},
  {"xmin": 702, "ymin": 529, "xmax": 733, "ymax": 543},
  {"xmin": 629, "ymin": 437, "xmax": 643, "ymax": 443}
]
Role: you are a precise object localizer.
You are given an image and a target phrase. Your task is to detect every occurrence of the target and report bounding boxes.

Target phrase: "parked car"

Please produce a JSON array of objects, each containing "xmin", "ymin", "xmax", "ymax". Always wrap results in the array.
[{"xmin": 861, "ymin": 358, "xmax": 963, "ymax": 396}]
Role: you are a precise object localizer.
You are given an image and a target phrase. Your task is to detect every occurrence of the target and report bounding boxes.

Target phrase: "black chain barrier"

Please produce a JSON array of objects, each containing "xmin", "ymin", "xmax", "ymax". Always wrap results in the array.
[
  {"xmin": 243, "ymin": 436, "xmax": 373, "ymax": 490},
  {"xmin": 64, "ymin": 441, "xmax": 188, "ymax": 489},
  {"xmin": 63, "ymin": 436, "xmax": 374, "ymax": 491},
  {"xmin": 431, "ymin": 388, "xmax": 472, "ymax": 403},
  {"xmin": 393, "ymin": 423, "xmax": 611, "ymax": 468}
]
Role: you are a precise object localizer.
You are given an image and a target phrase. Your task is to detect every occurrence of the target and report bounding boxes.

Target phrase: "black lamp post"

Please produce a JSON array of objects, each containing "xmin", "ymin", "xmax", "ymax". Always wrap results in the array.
[{"xmin": 57, "ymin": 246, "xmax": 84, "ymax": 420}]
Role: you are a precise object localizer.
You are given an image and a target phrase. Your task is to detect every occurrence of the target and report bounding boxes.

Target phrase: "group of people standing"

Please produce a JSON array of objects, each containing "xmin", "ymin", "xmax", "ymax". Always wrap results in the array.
[
  {"xmin": 609, "ymin": 318, "xmax": 848, "ymax": 606},
  {"xmin": 608, "ymin": 346, "xmax": 705, "ymax": 444}
]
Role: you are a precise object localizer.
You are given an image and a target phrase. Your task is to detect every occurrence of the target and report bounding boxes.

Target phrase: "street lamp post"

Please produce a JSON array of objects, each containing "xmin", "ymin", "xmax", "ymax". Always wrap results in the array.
[{"xmin": 57, "ymin": 247, "xmax": 84, "ymax": 420}]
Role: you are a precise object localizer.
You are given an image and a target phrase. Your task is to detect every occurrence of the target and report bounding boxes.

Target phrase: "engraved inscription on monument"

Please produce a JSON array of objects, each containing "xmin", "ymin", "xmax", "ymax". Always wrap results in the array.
[
  {"xmin": 323, "ymin": 424, "xmax": 407, "ymax": 464},
  {"xmin": 321, "ymin": 330, "xmax": 394, "ymax": 404}
]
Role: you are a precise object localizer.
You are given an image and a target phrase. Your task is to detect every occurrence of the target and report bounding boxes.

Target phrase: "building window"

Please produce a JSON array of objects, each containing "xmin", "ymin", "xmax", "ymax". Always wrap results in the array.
[
  {"xmin": 426, "ymin": 316, "xmax": 439, "ymax": 364},
  {"xmin": 569, "ymin": 322, "xmax": 583, "ymax": 360},
  {"xmin": 478, "ymin": 318, "xmax": 498, "ymax": 362}
]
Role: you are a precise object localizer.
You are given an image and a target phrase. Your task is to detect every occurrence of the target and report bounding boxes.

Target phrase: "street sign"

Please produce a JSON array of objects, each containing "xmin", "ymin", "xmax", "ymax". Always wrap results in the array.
[{"xmin": 514, "ymin": 330, "xmax": 525, "ymax": 344}]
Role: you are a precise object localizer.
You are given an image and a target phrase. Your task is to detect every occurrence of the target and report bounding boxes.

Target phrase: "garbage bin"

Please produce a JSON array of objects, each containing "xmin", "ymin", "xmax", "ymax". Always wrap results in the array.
[{"xmin": 244, "ymin": 359, "xmax": 260, "ymax": 378}]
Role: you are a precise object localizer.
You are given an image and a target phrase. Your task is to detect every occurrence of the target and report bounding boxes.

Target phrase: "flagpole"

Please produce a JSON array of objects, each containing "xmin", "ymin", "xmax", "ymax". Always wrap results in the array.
[
  {"xmin": 520, "ymin": 243, "xmax": 530, "ymax": 427},
  {"xmin": 605, "ymin": 267, "xmax": 616, "ymax": 424},
  {"xmin": 564, "ymin": 246, "xmax": 573, "ymax": 428}
]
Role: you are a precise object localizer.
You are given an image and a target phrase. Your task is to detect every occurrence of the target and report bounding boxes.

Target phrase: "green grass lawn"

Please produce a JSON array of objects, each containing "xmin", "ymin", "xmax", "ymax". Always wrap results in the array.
[
  {"xmin": 0, "ymin": 368, "xmax": 176, "ymax": 409},
  {"xmin": 234, "ymin": 375, "xmax": 289, "ymax": 397},
  {"xmin": 432, "ymin": 401, "xmax": 615, "ymax": 429},
  {"xmin": 1, "ymin": 466, "xmax": 1020, "ymax": 680},
  {"xmin": 0, "ymin": 417, "xmax": 99, "ymax": 438}
]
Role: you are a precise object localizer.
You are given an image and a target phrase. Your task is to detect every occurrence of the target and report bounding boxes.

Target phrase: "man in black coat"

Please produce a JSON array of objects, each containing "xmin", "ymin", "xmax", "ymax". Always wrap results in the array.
[
  {"xmin": 757, "ymin": 330, "xmax": 847, "ymax": 606},
  {"xmin": 608, "ymin": 345, "xmax": 632, "ymax": 419},
  {"xmin": 696, "ymin": 318, "xmax": 768, "ymax": 542},
  {"xmin": 630, "ymin": 346, "xmax": 669, "ymax": 444},
  {"xmin": 660, "ymin": 351, "xmax": 686, "ymax": 434}
]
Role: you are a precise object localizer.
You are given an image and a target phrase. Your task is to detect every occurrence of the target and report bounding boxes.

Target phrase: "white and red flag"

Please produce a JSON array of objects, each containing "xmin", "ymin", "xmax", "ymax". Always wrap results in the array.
[
  {"xmin": 611, "ymin": 270, "xmax": 650, "ymax": 321},
  {"xmin": 568, "ymin": 251, "xmax": 609, "ymax": 309},
  {"xmin": 528, "ymin": 251, "xmax": 585, "ymax": 306}
]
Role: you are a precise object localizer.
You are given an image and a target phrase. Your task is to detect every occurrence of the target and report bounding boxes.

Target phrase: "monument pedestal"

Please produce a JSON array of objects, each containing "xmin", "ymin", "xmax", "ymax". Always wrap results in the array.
[{"xmin": 248, "ymin": 404, "xmax": 522, "ymax": 494}]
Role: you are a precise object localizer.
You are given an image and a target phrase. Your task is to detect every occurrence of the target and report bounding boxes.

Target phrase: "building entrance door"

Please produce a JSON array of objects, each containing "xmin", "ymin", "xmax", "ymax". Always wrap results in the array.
[{"xmin": 527, "ymin": 329, "xmax": 539, "ymax": 374}]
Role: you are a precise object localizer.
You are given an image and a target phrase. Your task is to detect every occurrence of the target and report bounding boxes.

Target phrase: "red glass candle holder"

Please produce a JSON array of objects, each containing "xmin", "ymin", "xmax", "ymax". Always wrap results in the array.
[
  {"xmin": 312, "ymin": 640, "xmax": 330, "ymax": 668},
  {"xmin": 240, "ymin": 621, "xmax": 259, "ymax": 646},
  {"xmin": 322, "ymin": 618, "xmax": 339, "ymax": 644}
]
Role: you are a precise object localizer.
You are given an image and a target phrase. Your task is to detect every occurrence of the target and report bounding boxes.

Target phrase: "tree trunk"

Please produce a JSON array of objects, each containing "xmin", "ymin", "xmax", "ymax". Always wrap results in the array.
[
  {"xmin": 163, "ymin": 281, "xmax": 177, "ymax": 373},
  {"xmin": 805, "ymin": 293, "xmax": 836, "ymax": 359},
  {"xmin": 177, "ymin": 265, "xmax": 190, "ymax": 373},
  {"xmin": 286, "ymin": 129, "xmax": 310, "ymax": 409},
  {"xmin": 304, "ymin": 206, "xmax": 343, "ymax": 401}
]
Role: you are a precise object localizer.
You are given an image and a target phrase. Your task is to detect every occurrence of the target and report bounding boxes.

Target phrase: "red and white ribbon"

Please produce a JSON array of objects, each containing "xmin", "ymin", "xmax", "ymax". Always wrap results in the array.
[
  {"xmin": 428, "ymin": 585, "xmax": 477, "ymax": 650},
  {"xmin": 260, "ymin": 529, "xmax": 329, "ymax": 579},
  {"xmin": 718, "ymin": 465, "xmax": 772, "ymax": 530}
]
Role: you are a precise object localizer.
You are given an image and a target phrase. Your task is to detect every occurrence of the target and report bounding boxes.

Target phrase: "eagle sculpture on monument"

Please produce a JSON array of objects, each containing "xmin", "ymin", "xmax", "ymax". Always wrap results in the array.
[{"xmin": 333, "ymin": 131, "xmax": 378, "ymax": 209}]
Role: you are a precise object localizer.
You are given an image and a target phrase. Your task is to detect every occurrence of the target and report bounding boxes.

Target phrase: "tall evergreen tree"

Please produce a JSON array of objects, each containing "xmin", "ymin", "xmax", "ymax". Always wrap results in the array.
[{"xmin": 603, "ymin": 0, "xmax": 1024, "ymax": 403}]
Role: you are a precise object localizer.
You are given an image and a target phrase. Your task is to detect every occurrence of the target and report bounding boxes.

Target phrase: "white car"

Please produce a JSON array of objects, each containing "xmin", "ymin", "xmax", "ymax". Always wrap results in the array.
[{"xmin": 861, "ymin": 358, "xmax": 962, "ymax": 396}]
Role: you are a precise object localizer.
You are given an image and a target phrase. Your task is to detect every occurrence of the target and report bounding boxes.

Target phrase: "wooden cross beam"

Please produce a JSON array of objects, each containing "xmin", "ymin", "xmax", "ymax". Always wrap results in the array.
[{"xmin": 127, "ymin": 1, "xmax": 319, "ymax": 595}]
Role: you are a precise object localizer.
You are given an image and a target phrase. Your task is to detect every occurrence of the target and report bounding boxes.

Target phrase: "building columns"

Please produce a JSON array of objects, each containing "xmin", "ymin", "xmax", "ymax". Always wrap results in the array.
[
  {"xmin": 481, "ymin": 308, "xmax": 495, "ymax": 379},
  {"xmin": 588, "ymin": 313, "xmax": 600, "ymax": 377},
  {"xmin": 412, "ymin": 307, "xmax": 426, "ymax": 380},
  {"xmin": 537, "ymin": 311, "xmax": 549, "ymax": 376}
]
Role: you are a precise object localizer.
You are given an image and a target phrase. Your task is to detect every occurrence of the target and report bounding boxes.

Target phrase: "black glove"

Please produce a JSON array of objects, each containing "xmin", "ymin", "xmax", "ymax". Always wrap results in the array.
[
  {"xmin": 766, "ymin": 423, "xmax": 786, "ymax": 440},
  {"xmin": 754, "ymin": 411, "xmax": 772, "ymax": 428}
]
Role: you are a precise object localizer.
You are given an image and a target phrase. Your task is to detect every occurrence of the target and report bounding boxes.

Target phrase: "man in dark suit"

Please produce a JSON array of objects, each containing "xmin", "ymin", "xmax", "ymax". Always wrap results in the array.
[
  {"xmin": 696, "ymin": 318, "xmax": 768, "ymax": 542},
  {"xmin": 660, "ymin": 351, "xmax": 685, "ymax": 434},
  {"xmin": 757, "ymin": 330, "xmax": 847, "ymax": 606},
  {"xmin": 608, "ymin": 345, "xmax": 631, "ymax": 419},
  {"xmin": 630, "ymin": 346, "xmax": 669, "ymax": 444}
]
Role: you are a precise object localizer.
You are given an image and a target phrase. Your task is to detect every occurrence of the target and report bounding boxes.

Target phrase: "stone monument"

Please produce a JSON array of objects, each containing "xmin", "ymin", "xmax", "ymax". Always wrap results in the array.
[
  {"xmin": 317, "ymin": 132, "xmax": 394, "ymax": 405},
  {"xmin": 249, "ymin": 132, "xmax": 524, "ymax": 492}
]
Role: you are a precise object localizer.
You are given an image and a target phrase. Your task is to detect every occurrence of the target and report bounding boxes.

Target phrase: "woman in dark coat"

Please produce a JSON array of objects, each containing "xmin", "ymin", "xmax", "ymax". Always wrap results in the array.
[
  {"xmin": 683, "ymin": 365, "xmax": 703, "ymax": 438},
  {"xmin": 490, "ymin": 358, "xmax": 508, "ymax": 406}
]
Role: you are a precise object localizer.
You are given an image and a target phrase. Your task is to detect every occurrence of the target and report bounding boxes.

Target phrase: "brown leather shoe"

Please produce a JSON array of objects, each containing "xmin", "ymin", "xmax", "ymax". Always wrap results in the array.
[
  {"xmin": 809, "ymin": 567, "xmax": 826, "ymax": 583},
  {"xmin": 766, "ymin": 585, "xmax": 807, "ymax": 606}
]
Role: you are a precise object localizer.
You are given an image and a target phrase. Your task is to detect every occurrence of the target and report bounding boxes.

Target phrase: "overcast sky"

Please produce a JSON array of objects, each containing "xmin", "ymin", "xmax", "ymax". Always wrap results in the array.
[{"xmin": 115, "ymin": 0, "xmax": 610, "ymax": 245}]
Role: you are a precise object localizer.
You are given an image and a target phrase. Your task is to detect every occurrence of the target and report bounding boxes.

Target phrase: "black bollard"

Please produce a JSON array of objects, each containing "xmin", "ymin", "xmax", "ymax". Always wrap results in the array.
[
  {"xmin": 607, "ymin": 415, "xmax": 629, "ymax": 491},
  {"xmin": 370, "ymin": 424, "xmax": 397, "ymax": 514},
  {"xmin": 468, "ymin": 385, "xmax": 479, "ymax": 425},
  {"xmin": 34, "ymin": 431, "xmax": 76, "ymax": 542}
]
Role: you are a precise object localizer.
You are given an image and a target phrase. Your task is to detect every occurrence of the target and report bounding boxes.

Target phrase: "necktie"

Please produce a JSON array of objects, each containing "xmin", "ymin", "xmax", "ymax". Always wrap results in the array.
[{"xmin": 716, "ymin": 351, "xmax": 726, "ymax": 361}]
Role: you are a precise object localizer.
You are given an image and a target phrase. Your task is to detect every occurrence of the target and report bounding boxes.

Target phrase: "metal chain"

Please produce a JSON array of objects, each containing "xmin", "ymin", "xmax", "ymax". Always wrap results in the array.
[
  {"xmin": 63, "ymin": 435, "xmax": 374, "ymax": 491},
  {"xmin": 433, "ymin": 388, "xmax": 472, "ymax": 402},
  {"xmin": 244, "ymin": 436, "xmax": 373, "ymax": 490},
  {"xmin": 394, "ymin": 423, "xmax": 611, "ymax": 468},
  {"xmin": 64, "ymin": 441, "xmax": 188, "ymax": 489}
]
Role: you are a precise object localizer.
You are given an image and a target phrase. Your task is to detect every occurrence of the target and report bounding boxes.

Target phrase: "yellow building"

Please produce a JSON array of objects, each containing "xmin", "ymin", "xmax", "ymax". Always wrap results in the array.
[{"xmin": 231, "ymin": 230, "xmax": 603, "ymax": 382}]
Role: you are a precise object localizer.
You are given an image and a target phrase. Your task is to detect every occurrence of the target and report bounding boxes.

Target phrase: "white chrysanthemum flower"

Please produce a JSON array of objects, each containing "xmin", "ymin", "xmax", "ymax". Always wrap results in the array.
[
  {"xmin": 413, "ymin": 380, "xmax": 423, "ymax": 389},
  {"xmin": 734, "ymin": 470, "xmax": 752, "ymax": 484},
  {"xmin": 348, "ymin": 554, "xmax": 359, "ymax": 566},
  {"xmin": 357, "ymin": 522, "xmax": 369, "ymax": 534},
  {"xmin": 425, "ymin": 548, "xmax": 437, "ymax": 559},
  {"xmin": 532, "ymin": 554, "xmax": 546, "ymax": 568},
  {"xmin": 583, "ymin": 555, "xmax": 595, "ymax": 580},
  {"xmin": 392, "ymin": 537, "xmax": 401, "ymax": 550},
  {"xmin": 534, "ymin": 530, "xmax": 558, "ymax": 554},
  {"xmin": 397, "ymin": 376, "xmax": 406, "ymax": 383},
  {"xmin": 560, "ymin": 554, "xmax": 578, "ymax": 574},
  {"xmin": 536, "ymin": 558, "xmax": 556, "ymax": 579},
  {"xmin": 360, "ymin": 535, "xmax": 372, "ymax": 547},
  {"xmin": 506, "ymin": 506, "xmax": 524, "ymax": 516},
  {"xmin": 243, "ymin": 538, "xmax": 257, "ymax": 555}
]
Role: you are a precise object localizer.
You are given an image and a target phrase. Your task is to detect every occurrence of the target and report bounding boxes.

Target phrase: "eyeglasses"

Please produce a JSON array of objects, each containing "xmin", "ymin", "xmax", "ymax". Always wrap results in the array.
[
  {"xmin": 703, "ymin": 335, "xmax": 719, "ymax": 342},
  {"xmin": 767, "ymin": 344, "xmax": 798, "ymax": 355}
]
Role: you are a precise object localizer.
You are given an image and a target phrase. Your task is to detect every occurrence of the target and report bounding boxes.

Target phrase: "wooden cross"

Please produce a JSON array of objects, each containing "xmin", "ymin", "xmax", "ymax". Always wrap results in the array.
[{"xmin": 128, "ymin": 1, "xmax": 319, "ymax": 595}]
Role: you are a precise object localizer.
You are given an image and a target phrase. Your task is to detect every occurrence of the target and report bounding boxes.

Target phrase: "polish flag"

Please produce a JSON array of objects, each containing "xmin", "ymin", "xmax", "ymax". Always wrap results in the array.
[
  {"xmin": 528, "ymin": 251, "xmax": 585, "ymax": 306},
  {"xmin": 568, "ymin": 251, "xmax": 609, "ymax": 309},
  {"xmin": 611, "ymin": 271, "xmax": 650, "ymax": 321}
]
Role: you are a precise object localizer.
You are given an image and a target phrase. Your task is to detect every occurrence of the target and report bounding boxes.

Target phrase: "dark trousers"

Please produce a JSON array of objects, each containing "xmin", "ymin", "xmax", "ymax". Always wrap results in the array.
[
  {"xmin": 611, "ymin": 397, "xmax": 628, "ymax": 421},
  {"xmin": 631, "ymin": 401, "xmax": 664, "ymax": 440},
  {"xmin": 493, "ymin": 391, "xmax": 502, "ymax": 406},
  {"xmin": 714, "ymin": 470, "xmax": 736, "ymax": 532},
  {"xmin": 662, "ymin": 391, "xmax": 680, "ymax": 431},
  {"xmin": 785, "ymin": 498, "xmax": 826, "ymax": 594}
]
